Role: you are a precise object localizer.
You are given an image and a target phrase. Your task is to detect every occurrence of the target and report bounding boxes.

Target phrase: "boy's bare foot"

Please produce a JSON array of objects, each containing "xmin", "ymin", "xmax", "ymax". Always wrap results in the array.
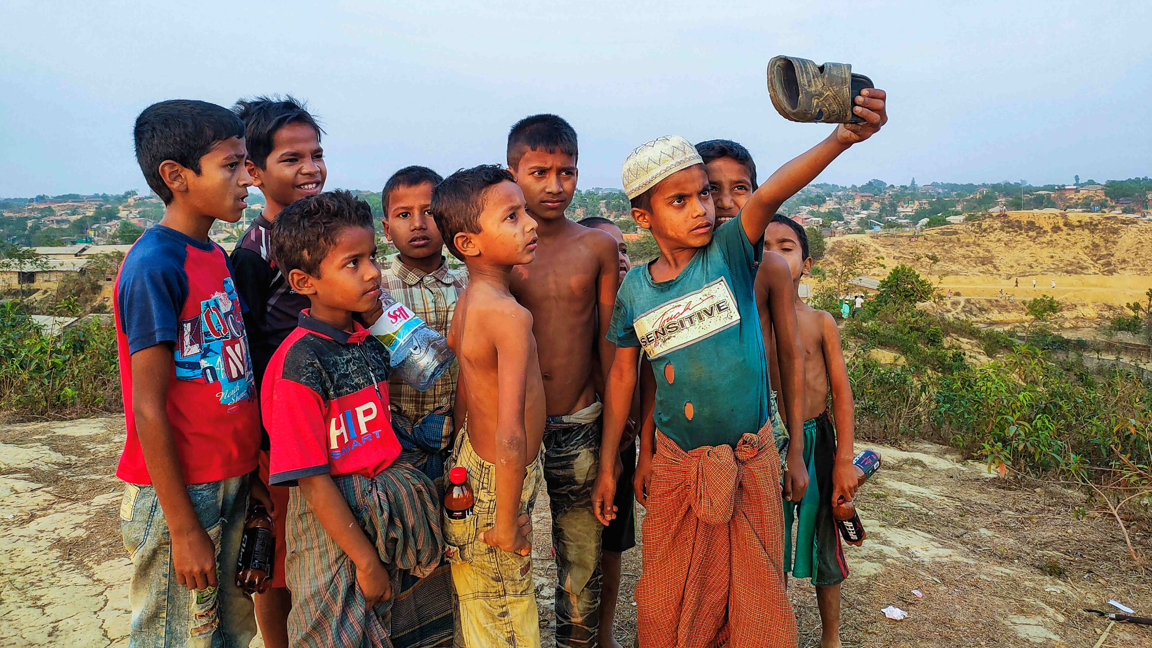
[{"xmin": 819, "ymin": 636, "xmax": 841, "ymax": 648}]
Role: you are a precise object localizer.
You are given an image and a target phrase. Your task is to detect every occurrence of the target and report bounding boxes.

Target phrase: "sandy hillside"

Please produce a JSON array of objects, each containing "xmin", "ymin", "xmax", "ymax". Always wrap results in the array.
[
  {"xmin": 824, "ymin": 211, "xmax": 1152, "ymax": 325},
  {"xmin": 3, "ymin": 417, "xmax": 1150, "ymax": 647}
]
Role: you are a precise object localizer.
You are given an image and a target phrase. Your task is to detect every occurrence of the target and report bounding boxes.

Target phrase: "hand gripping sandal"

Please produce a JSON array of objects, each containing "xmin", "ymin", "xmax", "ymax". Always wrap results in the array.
[{"xmin": 767, "ymin": 56, "xmax": 874, "ymax": 124}]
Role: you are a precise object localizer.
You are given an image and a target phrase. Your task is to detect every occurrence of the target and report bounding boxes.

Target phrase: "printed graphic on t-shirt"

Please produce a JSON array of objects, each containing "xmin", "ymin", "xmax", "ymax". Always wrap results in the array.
[
  {"xmin": 633, "ymin": 277, "xmax": 740, "ymax": 359},
  {"xmin": 328, "ymin": 399, "xmax": 384, "ymax": 460},
  {"xmin": 174, "ymin": 277, "xmax": 254, "ymax": 405}
]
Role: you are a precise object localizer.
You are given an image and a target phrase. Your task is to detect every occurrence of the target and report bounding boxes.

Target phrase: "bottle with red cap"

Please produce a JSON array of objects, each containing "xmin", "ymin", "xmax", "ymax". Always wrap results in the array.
[{"xmin": 444, "ymin": 467, "xmax": 474, "ymax": 520}]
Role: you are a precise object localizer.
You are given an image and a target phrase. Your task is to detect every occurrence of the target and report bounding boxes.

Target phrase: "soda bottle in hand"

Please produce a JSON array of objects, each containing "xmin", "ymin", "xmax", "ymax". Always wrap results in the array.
[
  {"xmin": 236, "ymin": 501, "xmax": 274, "ymax": 595},
  {"xmin": 832, "ymin": 449, "xmax": 881, "ymax": 546}
]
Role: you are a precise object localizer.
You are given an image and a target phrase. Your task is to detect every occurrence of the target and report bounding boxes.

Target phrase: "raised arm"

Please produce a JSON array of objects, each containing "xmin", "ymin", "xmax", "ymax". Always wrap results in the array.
[
  {"xmin": 822, "ymin": 312, "xmax": 858, "ymax": 507},
  {"xmin": 591, "ymin": 344, "xmax": 641, "ymax": 525},
  {"xmin": 478, "ymin": 305, "xmax": 533, "ymax": 556},
  {"xmin": 742, "ymin": 89, "xmax": 888, "ymax": 244}
]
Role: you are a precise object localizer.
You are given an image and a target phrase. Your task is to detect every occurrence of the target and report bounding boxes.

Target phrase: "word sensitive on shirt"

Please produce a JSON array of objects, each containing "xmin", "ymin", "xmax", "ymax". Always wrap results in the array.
[{"xmin": 608, "ymin": 215, "xmax": 770, "ymax": 452}]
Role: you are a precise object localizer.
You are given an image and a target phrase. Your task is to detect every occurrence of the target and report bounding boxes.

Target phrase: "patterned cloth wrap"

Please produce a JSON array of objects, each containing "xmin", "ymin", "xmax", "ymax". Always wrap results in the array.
[
  {"xmin": 542, "ymin": 401, "xmax": 604, "ymax": 648},
  {"xmin": 635, "ymin": 422, "xmax": 797, "ymax": 648},
  {"xmin": 284, "ymin": 463, "xmax": 444, "ymax": 648}
]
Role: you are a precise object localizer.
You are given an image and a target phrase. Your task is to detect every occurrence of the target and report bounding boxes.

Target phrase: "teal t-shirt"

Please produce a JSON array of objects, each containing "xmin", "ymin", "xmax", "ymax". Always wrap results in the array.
[{"xmin": 607, "ymin": 214, "xmax": 768, "ymax": 451}]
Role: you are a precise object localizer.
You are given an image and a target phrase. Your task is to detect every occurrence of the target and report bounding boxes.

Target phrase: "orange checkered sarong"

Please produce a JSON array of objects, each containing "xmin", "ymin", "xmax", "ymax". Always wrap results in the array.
[{"xmin": 636, "ymin": 423, "xmax": 796, "ymax": 648}]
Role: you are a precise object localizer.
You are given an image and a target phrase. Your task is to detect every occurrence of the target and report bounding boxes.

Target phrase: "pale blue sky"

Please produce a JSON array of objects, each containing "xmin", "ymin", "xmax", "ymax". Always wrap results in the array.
[{"xmin": 2, "ymin": 0, "xmax": 1149, "ymax": 197}]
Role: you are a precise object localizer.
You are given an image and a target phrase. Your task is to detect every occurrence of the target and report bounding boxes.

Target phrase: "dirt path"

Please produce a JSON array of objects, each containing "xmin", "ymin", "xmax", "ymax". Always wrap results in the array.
[{"xmin": 2, "ymin": 417, "xmax": 1149, "ymax": 647}]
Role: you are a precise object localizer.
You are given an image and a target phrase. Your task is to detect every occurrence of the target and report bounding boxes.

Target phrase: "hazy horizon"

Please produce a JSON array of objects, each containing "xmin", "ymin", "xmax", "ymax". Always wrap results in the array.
[{"xmin": 3, "ymin": 1, "xmax": 1149, "ymax": 198}]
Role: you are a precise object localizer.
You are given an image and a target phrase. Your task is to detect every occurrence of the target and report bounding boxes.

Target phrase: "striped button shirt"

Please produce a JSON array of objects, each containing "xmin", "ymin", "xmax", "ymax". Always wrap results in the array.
[{"xmin": 380, "ymin": 255, "xmax": 467, "ymax": 425}]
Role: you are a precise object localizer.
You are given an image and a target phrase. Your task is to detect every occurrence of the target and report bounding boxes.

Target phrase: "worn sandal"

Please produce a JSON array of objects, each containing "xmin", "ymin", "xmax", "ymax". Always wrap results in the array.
[{"xmin": 767, "ymin": 56, "xmax": 873, "ymax": 124}]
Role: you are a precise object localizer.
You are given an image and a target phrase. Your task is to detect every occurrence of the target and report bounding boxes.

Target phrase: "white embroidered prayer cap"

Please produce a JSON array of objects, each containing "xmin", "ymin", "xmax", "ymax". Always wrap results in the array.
[{"xmin": 621, "ymin": 135, "xmax": 704, "ymax": 200}]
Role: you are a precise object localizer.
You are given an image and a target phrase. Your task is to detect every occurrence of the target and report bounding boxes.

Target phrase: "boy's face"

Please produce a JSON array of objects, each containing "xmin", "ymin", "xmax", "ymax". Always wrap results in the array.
[
  {"xmin": 184, "ymin": 137, "xmax": 252, "ymax": 222},
  {"xmin": 633, "ymin": 165, "xmax": 714, "ymax": 250},
  {"xmin": 592, "ymin": 222, "xmax": 630, "ymax": 281},
  {"xmin": 764, "ymin": 221, "xmax": 811, "ymax": 282},
  {"xmin": 705, "ymin": 157, "xmax": 753, "ymax": 225},
  {"xmin": 248, "ymin": 122, "xmax": 325, "ymax": 209},
  {"xmin": 511, "ymin": 149, "xmax": 577, "ymax": 222},
  {"xmin": 296, "ymin": 225, "xmax": 382, "ymax": 314},
  {"xmin": 383, "ymin": 182, "xmax": 444, "ymax": 262},
  {"xmin": 460, "ymin": 180, "xmax": 538, "ymax": 266}
]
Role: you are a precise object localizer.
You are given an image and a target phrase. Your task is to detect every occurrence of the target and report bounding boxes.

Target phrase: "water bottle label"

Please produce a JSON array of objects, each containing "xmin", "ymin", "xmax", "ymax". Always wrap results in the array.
[{"xmin": 370, "ymin": 301, "xmax": 422, "ymax": 353}]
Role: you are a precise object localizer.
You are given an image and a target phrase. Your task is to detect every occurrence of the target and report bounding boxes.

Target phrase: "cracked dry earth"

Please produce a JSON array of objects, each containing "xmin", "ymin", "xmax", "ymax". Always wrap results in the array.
[{"xmin": 3, "ymin": 417, "xmax": 1150, "ymax": 647}]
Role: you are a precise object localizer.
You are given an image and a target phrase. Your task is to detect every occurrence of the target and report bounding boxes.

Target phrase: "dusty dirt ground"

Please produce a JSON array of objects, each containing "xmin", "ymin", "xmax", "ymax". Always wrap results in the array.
[{"xmin": 2, "ymin": 417, "xmax": 1149, "ymax": 647}]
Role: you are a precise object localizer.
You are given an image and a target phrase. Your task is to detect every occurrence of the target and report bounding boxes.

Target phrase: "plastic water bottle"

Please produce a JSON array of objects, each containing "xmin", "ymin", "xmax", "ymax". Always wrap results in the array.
[{"xmin": 369, "ymin": 291, "xmax": 455, "ymax": 392}]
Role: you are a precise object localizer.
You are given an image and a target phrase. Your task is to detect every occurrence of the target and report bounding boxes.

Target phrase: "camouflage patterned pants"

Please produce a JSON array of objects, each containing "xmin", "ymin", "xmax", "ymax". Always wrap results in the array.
[{"xmin": 543, "ymin": 401, "xmax": 604, "ymax": 648}]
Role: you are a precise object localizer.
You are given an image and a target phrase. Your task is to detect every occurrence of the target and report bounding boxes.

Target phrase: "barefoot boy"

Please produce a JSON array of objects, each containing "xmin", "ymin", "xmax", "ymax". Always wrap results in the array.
[
  {"xmin": 263, "ymin": 191, "xmax": 444, "ymax": 647},
  {"xmin": 380, "ymin": 165, "xmax": 465, "ymax": 648},
  {"xmin": 229, "ymin": 95, "xmax": 326, "ymax": 648},
  {"xmin": 765, "ymin": 215, "xmax": 858, "ymax": 648},
  {"xmin": 116, "ymin": 99, "xmax": 265, "ymax": 647},
  {"xmin": 593, "ymin": 86, "xmax": 886, "ymax": 648},
  {"xmin": 506, "ymin": 114, "xmax": 621, "ymax": 647},
  {"xmin": 433, "ymin": 165, "xmax": 546, "ymax": 648}
]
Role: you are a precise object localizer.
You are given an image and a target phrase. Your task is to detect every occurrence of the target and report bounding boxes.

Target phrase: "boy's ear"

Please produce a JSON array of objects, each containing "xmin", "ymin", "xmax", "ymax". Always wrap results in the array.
[
  {"xmin": 454, "ymin": 231, "xmax": 481, "ymax": 258},
  {"xmin": 245, "ymin": 159, "xmax": 264, "ymax": 189},
  {"xmin": 286, "ymin": 268, "xmax": 317, "ymax": 296},
  {"xmin": 802, "ymin": 257, "xmax": 813, "ymax": 276},
  {"xmin": 158, "ymin": 160, "xmax": 189, "ymax": 196},
  {"xmin": 380, "ymin": 217, "xmax": 394, "ymax": 243},
  {"xmin": 506, "ymin": 166, "xmax": 518, "ymax": 182},
  {"xmin": 631, "ymin": 207, "xmax": 652, "ymax": 231}
]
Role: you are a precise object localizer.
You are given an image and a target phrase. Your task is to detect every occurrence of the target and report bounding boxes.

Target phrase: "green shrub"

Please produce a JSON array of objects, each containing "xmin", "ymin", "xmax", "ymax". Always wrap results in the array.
[
  {"xmin": 848, "ymin": 355, "xmax": 928, "ymax": 442},
  {"xmin": 0, "ymin": 301, "xmax": 121, "ymax": 419}
]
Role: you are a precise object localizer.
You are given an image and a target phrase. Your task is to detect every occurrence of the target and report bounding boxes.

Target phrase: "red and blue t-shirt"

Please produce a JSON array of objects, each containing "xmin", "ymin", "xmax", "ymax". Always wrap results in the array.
[
  {"xmin": 114, "ymin": 225, "xmax": 261, "ymax": 486},
  {"xmin": 262, "ymin": 312, "xmax": 401, "ymax": 486}
]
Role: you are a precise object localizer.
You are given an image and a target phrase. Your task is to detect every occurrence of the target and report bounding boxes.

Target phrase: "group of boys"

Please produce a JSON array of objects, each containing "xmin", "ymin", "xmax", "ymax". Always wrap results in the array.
[{"xmin": 114, "ymin": 85, "xmax": 886, "ymax": 648}]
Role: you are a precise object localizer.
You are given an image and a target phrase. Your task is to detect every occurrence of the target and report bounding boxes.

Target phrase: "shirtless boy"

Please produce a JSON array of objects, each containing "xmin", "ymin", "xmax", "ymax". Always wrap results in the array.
[
  {"xmin": 506, "ymin": 114, "xmax": 621, "ymax": 648},
  {"xmin": 433, "ymin": 164, "xmax": 546, "ymax": 648},
  {"xmin": 765, "ymin": 214, "xmax": 858, "ymax": 648}
]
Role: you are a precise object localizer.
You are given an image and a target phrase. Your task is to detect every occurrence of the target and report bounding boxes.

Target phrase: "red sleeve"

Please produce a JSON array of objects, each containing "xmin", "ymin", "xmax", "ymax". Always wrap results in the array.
[{"xmin": 266, "ymin": 378, "xmax": 330, "ymax": 485}]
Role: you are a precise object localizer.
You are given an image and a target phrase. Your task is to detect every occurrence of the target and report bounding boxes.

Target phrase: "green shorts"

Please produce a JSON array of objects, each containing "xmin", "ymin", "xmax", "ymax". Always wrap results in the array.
[{"xmin": 783, "ymin": 410, "xmax": 849, "ymax": 587}]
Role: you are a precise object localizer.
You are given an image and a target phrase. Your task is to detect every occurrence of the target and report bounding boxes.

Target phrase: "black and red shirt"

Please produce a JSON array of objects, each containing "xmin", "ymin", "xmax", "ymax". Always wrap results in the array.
[
  {"xmin": 262, "ymin": 311, "xmax": 401, "ymax": 486},
  {"xmin": 231, "ymin": 214, "xmax": 311, "ymax": 384}
]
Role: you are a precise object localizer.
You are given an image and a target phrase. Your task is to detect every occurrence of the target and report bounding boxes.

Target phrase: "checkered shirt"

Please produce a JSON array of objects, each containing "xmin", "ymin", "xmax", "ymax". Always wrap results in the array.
[{"xmin": 380, "ymin": 256, "xmax": 467, "ymax": 425}]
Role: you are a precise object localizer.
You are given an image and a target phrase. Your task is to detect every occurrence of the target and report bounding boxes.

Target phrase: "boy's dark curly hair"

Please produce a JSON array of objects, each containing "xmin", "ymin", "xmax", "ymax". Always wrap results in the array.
[
  {"xmin": 232, "ymin": 95, "xmax": 323, "ymax": 169},
  {"xmin": 696, "ymin": 139, "xmax": 758, "ymax": 189},
  {"xmin": 271, "ymin": 190, "xmax": 373, "ymax": 277},
  {"xmin": 431, "ymin": 164, "xmax": 516, "ymax": 260}
]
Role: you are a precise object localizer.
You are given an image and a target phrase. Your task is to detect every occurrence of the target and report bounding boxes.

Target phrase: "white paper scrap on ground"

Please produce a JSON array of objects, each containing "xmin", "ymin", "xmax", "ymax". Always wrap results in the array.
[
  {"xmin": 912, "ymin": 589, "xmax": 923, "ymax": 598},
  {"xmin": 882, "ymin": 605, "xmax": 908, "ymax": 620},
  {"xmin": 1108, "ymin": 600, "xmax": 1134, "ymax": 614}
]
